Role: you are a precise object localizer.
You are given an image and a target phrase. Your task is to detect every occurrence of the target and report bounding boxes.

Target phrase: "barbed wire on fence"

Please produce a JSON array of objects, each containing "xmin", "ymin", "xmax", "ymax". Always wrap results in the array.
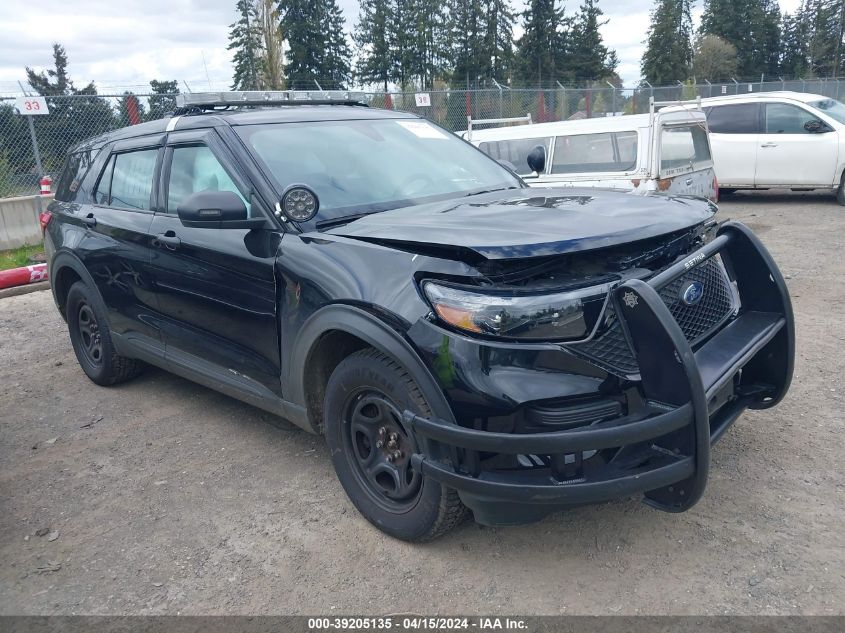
[{"xmin": 2, "ymin": 77, "xmax": 844, "ymax": 198}]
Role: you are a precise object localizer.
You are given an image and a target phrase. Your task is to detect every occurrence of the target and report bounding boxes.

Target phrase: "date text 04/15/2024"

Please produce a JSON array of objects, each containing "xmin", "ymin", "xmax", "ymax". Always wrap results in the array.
[{"xmin": 307, "ymin": 617, "xmax": 529, "ymax": 631}]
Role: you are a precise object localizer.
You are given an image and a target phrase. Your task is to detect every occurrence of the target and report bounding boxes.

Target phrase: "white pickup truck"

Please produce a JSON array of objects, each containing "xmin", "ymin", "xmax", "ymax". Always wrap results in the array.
[{"xmin": 462, "ymin": 102, "xmax": 717, "ymax": 201}]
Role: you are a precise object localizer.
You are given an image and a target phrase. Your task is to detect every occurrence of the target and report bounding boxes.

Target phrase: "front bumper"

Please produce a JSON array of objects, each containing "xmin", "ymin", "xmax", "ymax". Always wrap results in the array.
[{"xmin": 402, "ymin": 222, "xmax": 794, "ymax": 526}]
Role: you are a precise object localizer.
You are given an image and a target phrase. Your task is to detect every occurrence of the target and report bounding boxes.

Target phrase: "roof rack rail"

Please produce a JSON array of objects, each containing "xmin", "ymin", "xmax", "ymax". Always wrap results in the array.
[
  {"xmin": 649, "ymin": 96, "xmax": 702, "ymax": 116},
  {"xmin": 466, "ymin": 113, "xmax": 532, "ymax": 141},
  {"xmin": 173, "ymin": 90, "xmax": 368, "ymax": 113}
]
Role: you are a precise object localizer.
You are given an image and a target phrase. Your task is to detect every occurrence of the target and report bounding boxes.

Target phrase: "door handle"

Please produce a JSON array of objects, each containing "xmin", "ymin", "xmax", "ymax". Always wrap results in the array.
[
  {"xmin": 82, "ymin": 213, "xmax": 97, "ymax": 227},
  {"xmin": 156, "ymin": 232, "xmax": 181, "ymax": 249},
  {"xmin": 760, "ymin": 142, "xmax": 778, "ymax": 148}
]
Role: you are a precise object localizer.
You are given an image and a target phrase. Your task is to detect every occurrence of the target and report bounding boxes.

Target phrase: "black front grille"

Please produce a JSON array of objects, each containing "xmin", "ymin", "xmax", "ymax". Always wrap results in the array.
[
  {"xmin": 569, "ymin": 256, "xmax": 737, "ymax": 377},
  {"xmin": 569, "ymin": 312, "xmax": 640, "ymax": 376},
  {"xmin": 658, "ymin": 257, "xmax": 736, "ymax": 342}
]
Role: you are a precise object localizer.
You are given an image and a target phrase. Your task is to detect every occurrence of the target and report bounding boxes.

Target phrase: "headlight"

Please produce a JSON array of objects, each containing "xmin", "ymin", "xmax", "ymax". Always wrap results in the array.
[{"xmin": 422, "ymin": 281, "xmax": 610, "ymax": 341}]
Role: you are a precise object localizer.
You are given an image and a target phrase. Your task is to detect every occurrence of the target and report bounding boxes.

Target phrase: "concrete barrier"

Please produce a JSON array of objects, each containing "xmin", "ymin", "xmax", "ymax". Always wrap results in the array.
[{"xmin": 0, "ymin": 194, "xmax": 52, "ymax": 250}]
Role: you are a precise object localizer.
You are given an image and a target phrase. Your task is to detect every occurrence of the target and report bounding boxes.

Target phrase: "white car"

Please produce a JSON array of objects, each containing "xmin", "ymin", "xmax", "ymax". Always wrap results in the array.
[
  {"xmin": 462, "ymin": 107, "xmax": 718, "ymax": 201},
  {"xmin": 691, "ymin": 92, "xmax": 845, "ymax": 204}
]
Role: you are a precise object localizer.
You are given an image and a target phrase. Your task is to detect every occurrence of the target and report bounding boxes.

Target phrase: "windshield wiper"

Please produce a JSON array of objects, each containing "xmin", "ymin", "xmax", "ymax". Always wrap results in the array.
[
  {"xmin": 315, "ymin": 213, "xmax": 373, "ymax": 231},
  {"xmin": 463, "ymin": 186, "xmax": 521, "ymax": 198}
]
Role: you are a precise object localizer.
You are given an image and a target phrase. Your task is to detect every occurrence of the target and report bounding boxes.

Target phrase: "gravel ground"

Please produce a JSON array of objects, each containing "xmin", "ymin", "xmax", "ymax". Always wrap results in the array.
[{"xmin": 1, "ymin": 190, "xmax": 843, "ymax": 615}]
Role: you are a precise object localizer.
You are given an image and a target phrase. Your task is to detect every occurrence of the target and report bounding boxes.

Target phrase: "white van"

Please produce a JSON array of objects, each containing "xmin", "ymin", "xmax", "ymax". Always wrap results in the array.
[
  {"xmin": 463, "ymin": 105, "xmax": 717, "ymax": 201},
  {"xmin": 682, "ymin": 92, "xmax": 845, "ymax": 204}
]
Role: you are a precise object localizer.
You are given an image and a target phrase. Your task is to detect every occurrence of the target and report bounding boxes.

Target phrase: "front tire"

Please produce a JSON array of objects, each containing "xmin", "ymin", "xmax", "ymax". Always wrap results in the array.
[
  {"xmin": 323, "ymin": 348, "xmax": 467, "ymax": 541},
  {"xmin": 66, "ymin": 281, "xmax": 143, "ymax": 386},
  {"xmin": 837, "ymin": 173, "xmax": 845, "ymax": 206}
]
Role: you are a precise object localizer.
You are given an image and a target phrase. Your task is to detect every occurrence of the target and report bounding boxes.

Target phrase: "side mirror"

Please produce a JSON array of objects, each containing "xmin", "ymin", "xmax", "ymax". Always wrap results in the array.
[
  {"xmin": 526, "ymin": 145, "xmax": 546, "ymax": 174},
  {"xmin": 804, "ymin": 119, "xmax": 829, "ymax": 134},
  {"xmin": 176, "ymin": 191, "xmax": 264, "ymax": 229}
]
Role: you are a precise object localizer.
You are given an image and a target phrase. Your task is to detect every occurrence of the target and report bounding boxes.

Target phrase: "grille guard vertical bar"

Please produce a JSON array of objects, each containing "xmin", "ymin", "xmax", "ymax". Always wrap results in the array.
[{"xmin": 613, "ymin": 279, "xmax": 711, "ymax": 512}]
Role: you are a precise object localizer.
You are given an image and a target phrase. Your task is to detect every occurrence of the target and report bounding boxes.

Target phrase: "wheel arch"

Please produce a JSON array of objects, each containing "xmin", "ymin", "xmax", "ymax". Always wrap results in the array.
[
  {"xmin": 288, "ymin": 304, "xmax": 456, "ymax": 434},
  {"xmin": 50, "ymin": 251, "xmax": 101, "ymax": 321}
]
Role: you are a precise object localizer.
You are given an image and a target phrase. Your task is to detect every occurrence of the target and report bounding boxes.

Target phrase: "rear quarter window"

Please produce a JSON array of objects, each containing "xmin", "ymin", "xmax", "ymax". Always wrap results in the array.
[
  {"xmin": 705, "ymin": 104, "xmax": 760, "ymax": 134},
  {"xmin": 54, "ymin": 150, "xmax": 94, "ymax": 202},
  {"xmin": 551, "ymin": 131, "xmax": 638, "ymax": 174},
  {"xmin": 478, "ymin": 138, "xmax": 551, "ymax": 175}
]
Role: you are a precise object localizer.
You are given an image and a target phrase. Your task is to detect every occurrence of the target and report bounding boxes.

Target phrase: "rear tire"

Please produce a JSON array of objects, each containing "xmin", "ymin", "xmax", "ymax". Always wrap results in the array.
[
  {"xmin": 323, "ymin": 348, "xmax": 467, "ymax": 541},
  {"xmin": 66, "ymin": 281, "xmax": 143, "ymax": 386},
  {"xmin": 837, "ymin": 174, "xmax": 845, "ymax": 206}
]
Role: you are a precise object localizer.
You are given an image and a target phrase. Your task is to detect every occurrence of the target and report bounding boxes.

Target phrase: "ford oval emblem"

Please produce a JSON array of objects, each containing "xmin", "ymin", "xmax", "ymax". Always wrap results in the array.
[{"xmin": 680, "ymin": 280, "xmax": 704, "ymax": 306}]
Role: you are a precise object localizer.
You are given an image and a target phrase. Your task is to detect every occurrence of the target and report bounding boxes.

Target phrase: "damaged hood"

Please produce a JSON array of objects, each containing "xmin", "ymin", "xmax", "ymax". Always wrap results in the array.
[{"xmin": 325, "ymin": 188, "xmax": 716, "ymax": 260}]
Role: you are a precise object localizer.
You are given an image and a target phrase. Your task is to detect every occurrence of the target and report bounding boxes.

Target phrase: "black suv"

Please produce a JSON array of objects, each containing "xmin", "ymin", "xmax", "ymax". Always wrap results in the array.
[{"xmin": 45, "ymin": 92, "xmax": 794, "ymax": 541}]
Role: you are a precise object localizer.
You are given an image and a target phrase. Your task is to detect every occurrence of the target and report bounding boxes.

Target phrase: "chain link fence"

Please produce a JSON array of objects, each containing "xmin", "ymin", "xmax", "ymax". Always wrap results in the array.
[{"xmin": 2, "ymin": 79, "xmax": 844, "ymax": 198}]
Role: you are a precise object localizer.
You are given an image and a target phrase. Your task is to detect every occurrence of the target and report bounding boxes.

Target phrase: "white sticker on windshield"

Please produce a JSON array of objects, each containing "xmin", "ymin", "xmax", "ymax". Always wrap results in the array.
[{"xmin": 396, "ymin": 120, "xmax": 448, "ymax": 139}]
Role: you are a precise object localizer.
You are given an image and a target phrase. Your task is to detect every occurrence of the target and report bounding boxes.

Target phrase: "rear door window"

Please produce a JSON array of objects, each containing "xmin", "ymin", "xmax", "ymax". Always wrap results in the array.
[
  {"xmin": 478, "ymin": 138, "xmax": 551, "ymax": 175},
  {"xmin": 98, "ymin": 149, "xmax": 158, "ymax": 211},
  {"xmin": 705, "ymin": 104, "xmax": 760, "ymax": 134},
  {"xmin": 551, "ymin": 131, "xmax": 638, "ymax": 174},
  {"xmin": 660, "ymin": 125, "xmax": 712, "ymax": 175}
]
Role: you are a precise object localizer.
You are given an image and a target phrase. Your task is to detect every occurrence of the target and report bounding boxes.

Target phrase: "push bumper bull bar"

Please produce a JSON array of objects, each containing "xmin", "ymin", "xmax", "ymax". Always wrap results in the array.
[{"xmin": 402, "ymin": 222, "xmax": 794, "ymax": 521}]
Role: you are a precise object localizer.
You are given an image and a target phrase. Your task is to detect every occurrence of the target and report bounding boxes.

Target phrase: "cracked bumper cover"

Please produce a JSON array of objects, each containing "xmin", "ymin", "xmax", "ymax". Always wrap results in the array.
[{"xmin": 402, "ymin": 222, "xmax": 795, "ymax": 526}]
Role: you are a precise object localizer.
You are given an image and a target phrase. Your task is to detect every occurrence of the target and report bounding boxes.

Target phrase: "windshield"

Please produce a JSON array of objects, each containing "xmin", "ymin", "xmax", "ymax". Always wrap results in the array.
[
  {"xmin": 809, "ymin": 99, "xmax": 845, "ymax": 125},
  {"xmin": 237, "ymin": 118, "xmax": 522, "ymax": 222}
]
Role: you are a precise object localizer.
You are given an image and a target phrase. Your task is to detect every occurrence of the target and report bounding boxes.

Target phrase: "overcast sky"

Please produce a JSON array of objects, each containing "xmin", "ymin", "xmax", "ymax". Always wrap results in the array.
[{"xmin": 0, "ymin": 0, "xmax": 803, "ymax": 96}]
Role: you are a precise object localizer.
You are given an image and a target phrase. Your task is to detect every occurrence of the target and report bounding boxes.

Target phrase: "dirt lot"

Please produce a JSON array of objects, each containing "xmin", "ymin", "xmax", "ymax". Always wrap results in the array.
[{"xmin": 1, "ymin": 190, "xmax": 843, "ymax": 616}]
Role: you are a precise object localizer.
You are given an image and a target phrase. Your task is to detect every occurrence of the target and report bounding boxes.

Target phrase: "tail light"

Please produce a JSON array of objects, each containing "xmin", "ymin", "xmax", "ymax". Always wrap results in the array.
[
  {"xmin": 712, "ymin": 175, "xmax": 719, "ymax": 203},
  {"xmin": 39, "ymin": 211, "xmax": 53, "ymax": 236}
]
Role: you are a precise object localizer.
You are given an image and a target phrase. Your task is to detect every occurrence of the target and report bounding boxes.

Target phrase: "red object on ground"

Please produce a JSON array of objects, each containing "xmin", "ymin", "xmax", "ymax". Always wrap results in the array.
[
  {"xmin": 0, "ymin": 264, "xmax": 49, "ymax": 290},
  {"xmin": 383, "ymin": 93, "xmax": 393, "ymax": 110},
  {"xmin": 39, "ymin": 175, "xmax": 52, "ymax": 196}
]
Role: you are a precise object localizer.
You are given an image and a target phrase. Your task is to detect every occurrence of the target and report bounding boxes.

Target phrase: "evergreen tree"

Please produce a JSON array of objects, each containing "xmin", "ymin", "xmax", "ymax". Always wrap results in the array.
[
  {"xmin": 758, "ymin": 0, "xmax": 783, "ymax": 75},
  {"xmin": 806, "ymin": 0, "xmax": 845, "ymax": 76},
  {"xmin": 323, "ymin": 0, "xmax": 353, "ymax": 87},
  {"xmin": 641, "ymin": 0, "xmax": 694, "ymax": 85},
  {"xmin": 514, "ymin": 0, "xmax": 569, "ymax": 85},
  {"xmin": 481, "ymin": 0, "xmax": 516, "ymax": 81},
  {"xmin": 354, "ymin": 0, "xmax": 393, "ymax": 90},
  {"xmin": 26, "ymin": 43, "xmax": 73, "ymax": 96},
  {"xmin": 699, "ymin": 0, "xmax": 782, "ymax": 77},
  {"xmin": 392, "ymin": 0, "xmax": 415, "ymax": 87},
  {"xmin": 779, "ymin": 0, "xmax": 844, "ymax": 77},
  {"xmin": 279, "ymin": 0, "xmax": 351, "ymax": 88},
  {"xmin": 779, "ymin": 9, "xmax": 810, "ymax": 76},
  {"xmin": 407, "ymin": 0, "xmax": 449, "ymax": 88},
  {"xmin": 568, "ymin": 0, "xmax": 617, "ymax": 81},
  {"xmin": 228, "ymin": 0, "xmax": 264, "ymax": 90},
  {"xmin": 25, "ymin": 44, "xmax": 115, "ymax": 172},
  {"xmin": 147, "ymin": 80, "xmax": 180, "ymax": 120},
  {"xmin": 450, "ymin": 0, "xmax": 486, "ymax": 86}
]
